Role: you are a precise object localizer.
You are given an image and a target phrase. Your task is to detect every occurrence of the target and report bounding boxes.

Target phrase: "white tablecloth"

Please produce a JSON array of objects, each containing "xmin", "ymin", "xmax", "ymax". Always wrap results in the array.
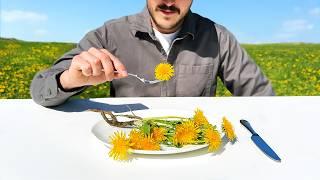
[{"xmin": 0, "ymin": 97, "xmax": 319, "ymax": 180}]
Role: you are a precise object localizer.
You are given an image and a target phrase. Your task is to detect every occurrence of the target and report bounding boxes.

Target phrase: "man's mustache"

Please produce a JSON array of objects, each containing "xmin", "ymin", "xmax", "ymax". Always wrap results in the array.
[{"xmin": 157, "ymin": 4, "xmax": 180, "ymax": 14}]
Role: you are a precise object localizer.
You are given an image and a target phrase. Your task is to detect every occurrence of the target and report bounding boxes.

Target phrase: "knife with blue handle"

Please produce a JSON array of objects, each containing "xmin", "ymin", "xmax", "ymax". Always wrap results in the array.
[{"xmin": 240, "ymin": 119, "xmax": 281, "ymax": 162}]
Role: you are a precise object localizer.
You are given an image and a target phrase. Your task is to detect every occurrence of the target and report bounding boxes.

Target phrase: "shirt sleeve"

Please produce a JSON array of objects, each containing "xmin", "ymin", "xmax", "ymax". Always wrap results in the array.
[
  {"xmin": 30, "ymin": 23, "xmax": 111, "ymax": 107},
  {"xmin": 216, "ymin": 24, "xmax": 275, "ymax": 96}
]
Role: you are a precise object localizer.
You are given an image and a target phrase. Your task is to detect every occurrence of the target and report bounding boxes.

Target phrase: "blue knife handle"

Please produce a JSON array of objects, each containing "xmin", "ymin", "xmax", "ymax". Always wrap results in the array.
[{"xmin": 240, "ymin": 119, "xmax": 258, "ymax": 135}]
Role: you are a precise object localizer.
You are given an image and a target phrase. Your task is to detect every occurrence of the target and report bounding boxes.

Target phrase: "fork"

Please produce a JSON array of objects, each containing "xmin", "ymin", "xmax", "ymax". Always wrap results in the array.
[
  {"xmin": 127, "ymin": 73, "xmax": 161, "ymax": 84},
  {"xmin": 111, "ymin": 71, "xmax": 161, "ymax": 84}
]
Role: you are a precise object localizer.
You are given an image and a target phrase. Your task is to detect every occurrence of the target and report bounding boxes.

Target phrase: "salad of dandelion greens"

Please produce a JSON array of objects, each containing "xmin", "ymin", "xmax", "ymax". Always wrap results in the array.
[{"xmin": 98, "ymin": 108, "xmax": 237, "ymax": 160}]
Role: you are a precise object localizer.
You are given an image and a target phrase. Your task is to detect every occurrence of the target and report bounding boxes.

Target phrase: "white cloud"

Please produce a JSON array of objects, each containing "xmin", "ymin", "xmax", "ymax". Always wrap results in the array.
[
  {"xmin": 309, "ymin": 7, "xmax": 320, "ymax": 17},
  {"xmin": 1, "ymin": 10, "xmax": 48, "ymax": 23},
  {"xmin": 282, "ymin": 19, "xmax": 314, "ymax": 32},
  {"xmin": 274, "ymin": 19, "xmax": 314, "ymax": 42}
]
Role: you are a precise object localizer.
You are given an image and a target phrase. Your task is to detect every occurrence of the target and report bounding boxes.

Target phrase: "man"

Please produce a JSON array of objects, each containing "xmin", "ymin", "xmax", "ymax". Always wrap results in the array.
[{"xmin": 30, "ymin": 0, "xmax": 275, "ymax": 107}]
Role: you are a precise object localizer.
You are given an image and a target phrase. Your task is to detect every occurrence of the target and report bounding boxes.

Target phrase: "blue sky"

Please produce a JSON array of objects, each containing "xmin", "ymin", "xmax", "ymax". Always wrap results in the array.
[{"xmin": 1, "ymin": 0, "xmax": 320, "ymax": 43}]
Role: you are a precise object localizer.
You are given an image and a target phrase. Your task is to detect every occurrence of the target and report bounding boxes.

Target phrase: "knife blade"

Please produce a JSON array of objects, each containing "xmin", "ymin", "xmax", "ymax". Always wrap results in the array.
[{"xmin": 240, "ymin": 119, "xmax": 281, "ymax": 162}]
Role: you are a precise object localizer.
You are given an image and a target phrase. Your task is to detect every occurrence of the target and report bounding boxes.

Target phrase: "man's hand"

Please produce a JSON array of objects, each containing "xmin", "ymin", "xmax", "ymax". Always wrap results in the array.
[{"xmin": 59, "ymin": 47, "xmax": 128, "ymax": 90}]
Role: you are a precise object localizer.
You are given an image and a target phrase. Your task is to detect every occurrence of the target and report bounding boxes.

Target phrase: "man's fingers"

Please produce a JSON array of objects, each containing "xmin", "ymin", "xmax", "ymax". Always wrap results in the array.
[
  {"xmin": 88, "ymin": 47, "xmax": 115, "ymax": 81},
  {"xmin": 100, "ymin": 49, "xmax": 128, "ymax": 77},
  {"xmin": 80, "ymin": 50, "xmax": 103, "ymax": 76},
  {"xmin": 73, "ymin": 55, "xmax": 92, "ymax": 76},
  {"xmin": 73, "ymin": 47, "xmax": 127, "ymax": 82},
  {"xmin": 99, "ymin": 56, "xmax": 115, "ymax": 81}
]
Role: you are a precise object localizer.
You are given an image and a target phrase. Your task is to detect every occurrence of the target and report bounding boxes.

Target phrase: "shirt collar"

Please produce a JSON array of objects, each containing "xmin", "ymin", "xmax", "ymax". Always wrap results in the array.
[{"xmin": 130, "ymin": 7, "xmax": 196, "ymax": 40}]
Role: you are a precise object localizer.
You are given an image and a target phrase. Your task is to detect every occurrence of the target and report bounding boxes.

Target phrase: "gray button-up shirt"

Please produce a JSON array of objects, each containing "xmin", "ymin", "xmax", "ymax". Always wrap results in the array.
[{"xmin": 30, "ymin": 8, "xmax": 275, "ymax": 107}]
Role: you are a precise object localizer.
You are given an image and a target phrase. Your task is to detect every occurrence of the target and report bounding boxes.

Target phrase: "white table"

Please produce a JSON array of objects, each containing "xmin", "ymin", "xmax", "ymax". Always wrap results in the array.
[{"xmin": 0, "ymin": 97, "xmax": 319, "ymax": 180}]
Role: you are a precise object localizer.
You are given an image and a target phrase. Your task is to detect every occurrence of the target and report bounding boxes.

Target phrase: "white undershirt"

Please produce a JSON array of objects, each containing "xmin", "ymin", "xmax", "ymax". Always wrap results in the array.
[{"xmin": 153, "ymin": 28, "xmax": 180, "ymax": 55}]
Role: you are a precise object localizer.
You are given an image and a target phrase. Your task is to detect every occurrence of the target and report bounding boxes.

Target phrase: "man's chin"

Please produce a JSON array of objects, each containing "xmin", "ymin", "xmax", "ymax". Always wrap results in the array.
[
  {"xmin": 159, "ymin": 19, "xmax": 184, "ymax": 31},
  {"xmin": 156, "ymin": 18, "xmax": 179, "ymax": 28},
  {"xmin": 151, "ymin": 13, "xmax": 183, "ymax": 32}
]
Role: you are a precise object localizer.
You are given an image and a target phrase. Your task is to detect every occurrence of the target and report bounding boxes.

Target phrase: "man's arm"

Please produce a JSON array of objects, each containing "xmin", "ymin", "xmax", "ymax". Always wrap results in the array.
[
  {"xmin": 30, "ymin": 23, "xmax": 125, "ymax": 107},
  {"xmin": 30, "ymin": 57, "xmax": 85, "ymax": 107},
  {"xmin": 216, "ymin": 24, "xmax": 275, "ymax": 96}
]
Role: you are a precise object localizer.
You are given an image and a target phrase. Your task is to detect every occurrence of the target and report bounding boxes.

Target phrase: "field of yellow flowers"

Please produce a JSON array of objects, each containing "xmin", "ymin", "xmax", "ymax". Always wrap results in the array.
[{"xmin": 0, "ymin": 38, "xmax": 319, "ymax": 99}]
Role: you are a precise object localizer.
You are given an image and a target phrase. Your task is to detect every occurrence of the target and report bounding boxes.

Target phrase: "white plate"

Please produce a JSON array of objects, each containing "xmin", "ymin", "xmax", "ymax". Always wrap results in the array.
[{"xmin": 91, "ymin": 109, "xmax": 209, "ymax": 154}]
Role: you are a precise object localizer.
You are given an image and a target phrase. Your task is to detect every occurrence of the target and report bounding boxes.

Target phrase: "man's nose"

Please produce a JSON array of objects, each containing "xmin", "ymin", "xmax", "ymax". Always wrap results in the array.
[{"xmin": 162, "ymin": 0, "xmax": 175, "ymax": 6}]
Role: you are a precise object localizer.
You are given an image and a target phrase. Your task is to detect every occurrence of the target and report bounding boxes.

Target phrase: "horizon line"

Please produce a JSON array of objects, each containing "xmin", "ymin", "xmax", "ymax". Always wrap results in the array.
[{"xmin": 1, "ymin": 36, "xmax": 320, "ymax": 45}]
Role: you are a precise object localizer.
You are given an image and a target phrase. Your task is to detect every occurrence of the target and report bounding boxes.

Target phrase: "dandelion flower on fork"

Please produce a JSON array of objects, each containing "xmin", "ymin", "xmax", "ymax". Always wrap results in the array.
[{"xmin": 154, "ymin": 63, "xmax": 174, "ymax": 81}]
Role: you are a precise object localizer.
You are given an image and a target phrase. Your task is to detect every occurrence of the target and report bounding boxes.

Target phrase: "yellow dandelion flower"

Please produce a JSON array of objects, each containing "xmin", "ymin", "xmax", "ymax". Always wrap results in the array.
[
  {"xmin": 129, "ymin": 130, "xmax": 160, "ymax": 150},
  {"xmin": 193, "ymin": 108, "xmax": 209, "ymax": 127},
  {"xmin": 204, "ymin": 127, "xmax": 222, "ymax": 152},
  {"xmin": 152, "ymin": 127, "xmax": 167, "ymax": 142},
  {"xmin": 139, "ymin": 135, "xmax": 161, "ymax": 150},
  {"xmin": 128, "ymin": 129, "xmax": 144, "ymax": 149},
  {"xmin": 222, "ymin": 117, "xmax": 237, "ymax": 142},
  {"xmin": 154, "ymin": 63, "xmax": 174, "ymax": 81},
  {"xmin": 173, "ymin": 121, "xmax": 200, "ymax": 145},
  {"xmin": 109, "ymin": 131, "xmax": 130, "ymax": 160}
]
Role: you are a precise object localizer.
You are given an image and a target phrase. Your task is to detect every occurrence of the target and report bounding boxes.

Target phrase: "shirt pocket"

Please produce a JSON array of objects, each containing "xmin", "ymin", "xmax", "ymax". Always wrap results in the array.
[{"xmin": 175, "ymin": 64, "xmax": 213, "ymax": 96}]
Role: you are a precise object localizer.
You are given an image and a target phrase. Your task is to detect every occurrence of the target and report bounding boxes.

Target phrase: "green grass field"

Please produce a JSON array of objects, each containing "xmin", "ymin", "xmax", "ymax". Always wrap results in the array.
[{"xmin": 0, "ymin": 37, "xmax": 319, "ymax": 99}]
